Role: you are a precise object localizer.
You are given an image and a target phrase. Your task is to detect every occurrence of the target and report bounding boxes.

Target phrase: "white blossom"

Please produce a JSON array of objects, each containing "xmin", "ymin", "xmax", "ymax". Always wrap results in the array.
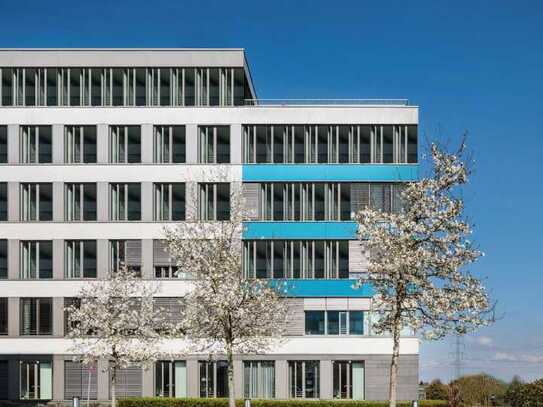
[
  {"xmin": 164, "ymin": 183, "xmax": 288, "ymax": 407},
  {"xmin": 356, "ymin": 142, "xmax": 493, "ymax": 407},
  {"xmin": 65, "ymin": 266, "xmax": 172, "ymax": 407}
]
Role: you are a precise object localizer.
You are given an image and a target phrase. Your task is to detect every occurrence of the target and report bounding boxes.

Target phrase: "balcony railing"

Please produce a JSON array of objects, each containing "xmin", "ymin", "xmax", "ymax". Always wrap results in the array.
[{"xmin": 243, "ymin": 99, "xmax": 410, "ymax": 106}]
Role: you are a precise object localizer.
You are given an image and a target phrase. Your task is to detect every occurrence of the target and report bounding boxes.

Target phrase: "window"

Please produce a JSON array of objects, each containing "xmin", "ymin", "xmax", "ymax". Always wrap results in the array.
[
  {"xmin": 20, "ymin": 241, "xmax": 53, "ymax": 279},
  {"xmin": 110, "ymin": 183, "xmax": 141, "ymax": 221},
  {"xmin": 153, "ymin": 183, "xmax": 185, "ymax": 221},
  {"xmin": 288, "ymin": 361, "xmax": 319, "ymax": 399},
  {"xmin": 333, "ymin": 361, "xmax": 365, "ymax": 399},
  {"xmin": 20, "ymin": 298, "xmax": 52, "ymax": 335},
  {"xmin": 243, "ymin": 240, "xmax": 348, "ymax": 279},
  {"xmin": 199, "ymin": 360, "xmax": 228, "ymax": 398},
  {"xmin": 65, "ymin": 240, "xmax": 97, "ymax": 279},
  {"xmin": 155, "ymin": 361, "xmax": 187, "ymax": 398},
  {"xmin": 0, "ymin": 298, "xmax": 7, "ymax": 335},
  {"xmin": 65, "ymin": 183, "xmax": 97, "ymax": 221},
  {"xmin": 109, "ymin": 125, "xmax": 141, "ymax": 163},
  {"xmin": 110, "ymin": 240, "xmax": 141, "ymax": 274},
  {"xmin": 0, "ymin": 182, "xmax": 7, "ymax": 221},
  {"xmin": 64, "ymin": 361, "xmax": 97, "ymax": 400},
  {"xmin": 20, "ymin": 183, "xmax": 52, "ymax": 221},
  {"xmin": 198, "ymin": 183, "xmax": 230, "ymax": 221},
  {"xmin": 304, "ymin": 311, "xmax": 364, "ymax": 335},
  {"xmin": 110, "ymin": 366, "xmax": 142, "ymax": 398},
  {"xmin": 350, "ymin": 183, "xmax": 405, "ymax": 215},
  {"xmin": 407, "ymin": 125, "xmax": 417, "ymax": 163},
  {"xmin": 154, "ymin": 240, "xmax": 183, "ymax": 279},
  {"xmin": 258, "ymin": 183, "xmax": 351, "ymax": 221},
  {"xmin": 0, "ymin": 240, "xmax": 7, "ymax": 279},
  {"xmin": 244, "ymin": 361, "xmax": 275, "ymax": 399},
  {"xmin": 153, "ymin": 125, "xmax": 186, "ymax": 163},
  {"xmin": 64, "ymin": 125, "xmax": 97, "ymax": 163},
  {"xmin": 20, "ymin": 360, "xmax": 52, "ymax": 399},
  {"xmin": 0, "ymin": 126, "xmax": 7, "ymax": 163},
  {"xmin": 199, "ymin": 126, "xmax": 230, "ymax": 163},
  {"xmin": 20, "ymin": 126, "xmax": 52, "ymax": 163}
]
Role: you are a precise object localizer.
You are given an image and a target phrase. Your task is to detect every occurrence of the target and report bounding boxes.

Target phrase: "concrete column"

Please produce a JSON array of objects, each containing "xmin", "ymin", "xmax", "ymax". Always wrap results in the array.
[
  {"xmin": 97, "ymin": 124, "xmax": 109, "ymax": 164},
  {"xmin": 230, "ymin": 124, "xmax": 242, "ymax": 164},
  {"xmin": 141, "ymin": 182, "xmax": 153, "ymax": 222},
  {"xmin": 96, "ymin": 239, "xmax": 110, "ymax": 279},
  {"xmin": 275, "ymin": 360, "xmax": 288, "ymax": 399},
  {"xmin": 52, "ymin": 124, "xmax": 64, "ymax": 164},
  {"xmin": 8, "ymin": 239, "xmax": 19, "ymax": 280},
  {"xmin": 97, "ymin": 358, "xmax": 110, "ymax": 401},
  {"xmin": 52, "ymin": 182, "xmax": 64, "ymax": 221},
  {"xmin": 52, "ymin": 355, "xmax": 65, "ymax": 401},
  {"xmin": 53, "ymin": 297, "xmax": 64, "ymax": 337},
  {"xmin": 186, "ymin": 359, "xmax": 199, "ymax": 397},
  {"xmin": 7, "ymin": 124, "xmax": 19, "ymax": 164},
  {"xmin": 142, "ymin": 366, "xmax": 154, "ymax": 397},
  {"xmin": 186, "ymin": 125, "xmax": 198, "ymax": 163},
  {"xmin": 8, "ymin": 297, "xmax": 19, "ymax": 336},
  {"xmin": 141, "ymin": 124, "xmax": 153, "ymax": 164},
  {"xmin": 320, "ymin": 360, "xmax": 333, "ymax": 399},
  {"xmin": 7, "ymin": 182, "xmax": 19, "ymax": 221},
  {"xmin": 233, "ymin": 359, "xmax": 243, "ymax": 398},
  {"xmin": 96, "ymin": 182, "xmax": 109, "ymax": 222},
  {"xmin": 141, "ymin": 239, "xmax": 154, "ymax": 279},
  {"xmin": 53, "ymin": 239, "xmax": 64, "ymax": 280}
]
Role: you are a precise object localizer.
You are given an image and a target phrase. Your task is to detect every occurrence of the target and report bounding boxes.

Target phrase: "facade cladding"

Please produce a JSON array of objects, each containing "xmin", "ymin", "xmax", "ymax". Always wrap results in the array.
[{"xmin": 0, "ymin": 49, "xmax": 419, "ymax": 402}]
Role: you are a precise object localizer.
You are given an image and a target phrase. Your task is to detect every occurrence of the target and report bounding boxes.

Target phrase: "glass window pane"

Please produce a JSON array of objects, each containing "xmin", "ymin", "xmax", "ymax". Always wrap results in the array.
[
  {"xmin": 350, "ymin": 311, "xmax": 364, "ymax": 335},
  {"xmin": 305, "ymin": 311, "xmax": 325, "ymax": 335}
]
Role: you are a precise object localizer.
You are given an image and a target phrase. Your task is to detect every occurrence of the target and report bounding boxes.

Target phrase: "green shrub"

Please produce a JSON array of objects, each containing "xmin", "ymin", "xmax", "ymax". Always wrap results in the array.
[{"xmin": 118, "ymin": 398, "xmax": 447, "ymax": 407}]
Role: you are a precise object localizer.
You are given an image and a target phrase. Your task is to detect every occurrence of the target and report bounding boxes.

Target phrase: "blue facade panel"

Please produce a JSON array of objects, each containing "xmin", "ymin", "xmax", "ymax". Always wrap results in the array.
[
  {"xmin": 242, "ymin": 164, "xmax": 418, "ymax": 182},
  {"xmin": 273, "ymin": 279, "xmax": 374, "ymax": 298},
  {"xmin": 243, "ymin": 221, "xmax": 358, "ymax": 240}
]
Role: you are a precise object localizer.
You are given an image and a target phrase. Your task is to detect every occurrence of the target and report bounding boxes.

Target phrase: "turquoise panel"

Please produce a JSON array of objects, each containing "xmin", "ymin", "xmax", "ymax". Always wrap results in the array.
[
  {"xmin": 272, "ymin": 279, "xmax": 374, "ymax": 298},
  {"xmin": 242, "ymin": 164, "xmax": 418, "ymax": 182},
  {"xmin": 243, "ymin": 221, "xmax": 358, "ymax": 240}
]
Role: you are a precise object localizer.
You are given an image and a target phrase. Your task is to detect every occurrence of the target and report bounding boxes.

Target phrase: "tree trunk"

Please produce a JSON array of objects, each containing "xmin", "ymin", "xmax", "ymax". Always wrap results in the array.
[
  {"xmin": 389, "ymin": 308, "xmax": 401, "ymax": 407},
  {"xmin": 227, "ymin": 346, "xmax": 235, "ymax": 407},
  {"xmin": 111, "ymin": 367, "xmax": 117, "ymax": 407}
]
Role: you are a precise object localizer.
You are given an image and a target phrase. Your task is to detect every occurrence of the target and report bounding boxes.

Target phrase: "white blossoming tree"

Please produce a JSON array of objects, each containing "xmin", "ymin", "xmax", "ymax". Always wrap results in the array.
[
  {"xmin": 164, "ymin": 183, "xmax": 288, "ymax": 407},
  {"xmin": 65, "ymin": 266, "xmax": 169, "ymax": 407},
  {"xmin": 355, "ymin": 142, "xmax": 494, "ymax": 407}
]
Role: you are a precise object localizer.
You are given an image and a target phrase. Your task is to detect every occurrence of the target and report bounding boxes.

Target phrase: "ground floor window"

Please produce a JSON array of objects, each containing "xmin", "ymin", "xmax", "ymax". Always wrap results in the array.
[
  {"xmin": 288, "ymin": 360, "xmax": 319, "ymax": 399},
  {"xmin": 155, "ymin": 361, "xmax": 186, "ymax": 397},
  {"xmin": 243, "ymin": 361, "xmax": 275, "ymax": 399},
  {"xmin": 20, "ymin": 360, "xmax": 52, "ymax": 400},
  {"xmin": 199, "ymin": 360, "xmax": 228, "ymax": 398},
  {"xmin": 333, "ymin": 361, "xmax": 364, "ymax": 400},
  {"xmin": 64, "ymin": 361, "xmax": 97, "ymax": 400}
]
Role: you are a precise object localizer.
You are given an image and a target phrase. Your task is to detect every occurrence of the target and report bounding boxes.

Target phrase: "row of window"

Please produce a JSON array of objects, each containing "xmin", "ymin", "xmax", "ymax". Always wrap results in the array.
[
  {"xmin": 0, "ymin": 181, "xmax": 404, "ymax": 223},
  {"xmin": 0, "ymin": 67, "xmax": 249, "ymax": 107},
  {"xmin": 0, "ymin": 182, "xmax": 226, "ymax": 222},
  {"xmin": 4, "ymin": 359, "xmax": 364, "ymax": 401},
  {"xmin": 243, "ymin": 124, "xmax": 417, "ymax": 164},
  {"xmin": 0, "ymin": 124, "xmax": 417, "ymax": 164},
  {"xmin": 0, "ymin": 238, "xmax": 356, "ymax": 280}
]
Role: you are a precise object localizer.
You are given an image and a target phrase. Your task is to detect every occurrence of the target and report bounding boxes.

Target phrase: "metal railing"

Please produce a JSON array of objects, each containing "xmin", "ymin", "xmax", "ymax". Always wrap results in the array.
[{"xmin": 244, "ymin": 98, "xmax": 410, "ymax": 106}]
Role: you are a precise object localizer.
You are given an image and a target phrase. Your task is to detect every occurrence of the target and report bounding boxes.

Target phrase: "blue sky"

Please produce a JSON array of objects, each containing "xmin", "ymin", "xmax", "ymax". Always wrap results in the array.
[{"xmin": 1, "ymin": 0, "xmax": 542, "ymax": 383}]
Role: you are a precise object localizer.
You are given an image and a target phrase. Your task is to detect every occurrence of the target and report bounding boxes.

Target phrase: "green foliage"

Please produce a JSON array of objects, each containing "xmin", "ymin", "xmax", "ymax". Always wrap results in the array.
[
  {"xmin": 424, "ymin": 379, "xmax": 449, "ymax": 400},
  {"xmin": 450, "ymin": 373, "xmax": 507, "ymax": 406},
  {"xmin": 118, "ymin": 398, "xmax": 447, "ymax": 407},
  {"xmin": 506, "ymin": 378, "xmax": 543, "ymax": 407},
  {"xmin": 504, "ymin": 375, "xmax": 524, "ymax": 407}
]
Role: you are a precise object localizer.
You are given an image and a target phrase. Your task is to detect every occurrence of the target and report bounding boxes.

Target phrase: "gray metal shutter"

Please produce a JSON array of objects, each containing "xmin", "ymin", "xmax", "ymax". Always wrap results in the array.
[
  {"xmin": 284, "ymin": 299, "xmax": 304, "ymax": 336},
  {"xmin": 125, "ymin": 240, "xmax": 142, "ymax": 266},
  {"xmin": 112, "ymin": 366, "xmax": 142, "ymax": 398},
  {"xmin": 153, "ymin": 240, "xmax": 173, "ymax": 266},
  {"xmin": 350, "ymin": 183, "xmax": 369, "ymax": 215},
  {"xmin": 0, "ymin": 361, "xmax": 8, "ymax": 399},
  {"xmin": 242, "ymin": 183, "xmax": 259, "ymax": 220},
  {"xmin": 392, "ymin": 184, "xmax": 405, "ymax": 213},
  {"xmin": 155, "ymin": 297, "xmax": 183, "ymax": 325},
  {"xmin": 64, "ymin": 361, "xmax": 97, "ymax": 400},
  {"xmin": 349, "ymin": 240, "xmax": 368, "ymax": 279}
]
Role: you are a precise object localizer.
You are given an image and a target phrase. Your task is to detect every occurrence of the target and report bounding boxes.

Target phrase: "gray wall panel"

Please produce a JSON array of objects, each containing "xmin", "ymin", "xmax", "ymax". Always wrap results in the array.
[{"xmin": 7, "ymin": 124, "xmax": 18, "ymax": 164}]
